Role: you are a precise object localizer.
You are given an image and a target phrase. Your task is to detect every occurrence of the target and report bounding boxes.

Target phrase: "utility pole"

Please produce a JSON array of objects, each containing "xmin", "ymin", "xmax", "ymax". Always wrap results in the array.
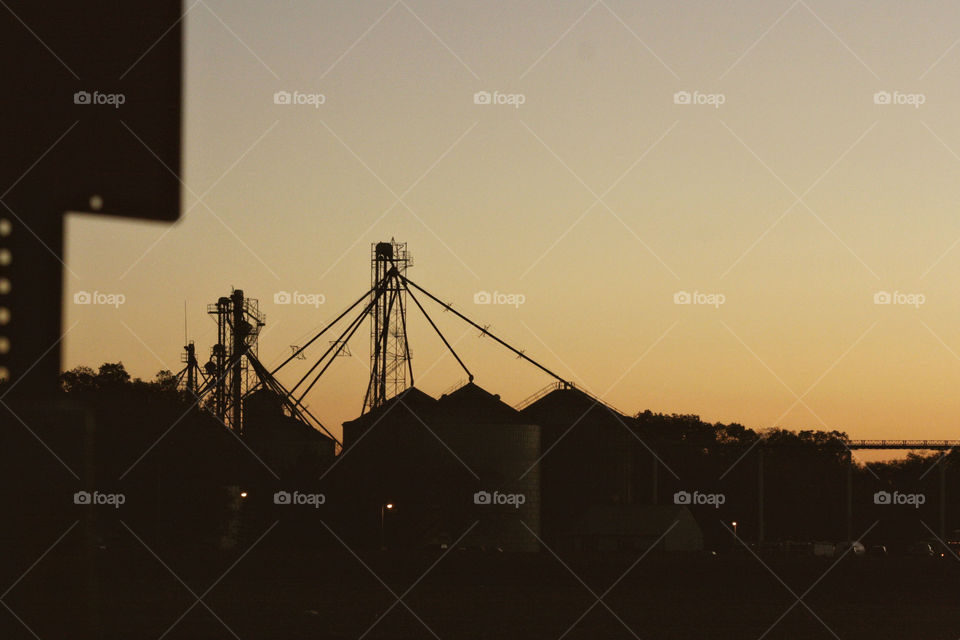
[
  {"xmin": 846, "ymin": 461, "xmax": 853, "ymax": 542},
  {"xmin": 941, "ymin": 459, "xmax": 948, "ymax": 541},
  {"xmin": 758, "ymin": 448, "xmax": 764, "ymax": 545}
]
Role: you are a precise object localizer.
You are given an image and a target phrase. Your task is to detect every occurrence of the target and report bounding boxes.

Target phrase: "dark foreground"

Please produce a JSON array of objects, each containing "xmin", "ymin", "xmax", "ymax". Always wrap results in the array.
[{"xmin": 3, "ymin": 538, "xmax": 958, "ymax": 639}]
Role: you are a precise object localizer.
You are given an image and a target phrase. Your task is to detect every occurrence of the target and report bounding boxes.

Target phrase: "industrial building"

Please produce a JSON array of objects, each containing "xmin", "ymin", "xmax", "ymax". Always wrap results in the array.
[
  {"xmin": 172, "ymin": 241, "xmax": 698, "ymax": 553},
  {"xmin": 340, "ymin": 382, "xmax": 542, "ymax": 552},
  {"xmin": 244, "ymin": 388, "xmax": 336, "ymax": 476}
]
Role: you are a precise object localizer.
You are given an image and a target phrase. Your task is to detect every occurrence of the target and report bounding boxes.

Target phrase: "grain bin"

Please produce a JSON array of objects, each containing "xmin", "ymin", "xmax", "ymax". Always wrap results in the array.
[
  {"xmin": 338, "ymin": 387, "xmax": 446, "ymax": 547},
  {"xmin": 436, "ymin": 382, "xmax": 541, "ymax": 552},
  {"xmin": 521, "ymin": 385, "xmax": 635, "ymax": 542}
]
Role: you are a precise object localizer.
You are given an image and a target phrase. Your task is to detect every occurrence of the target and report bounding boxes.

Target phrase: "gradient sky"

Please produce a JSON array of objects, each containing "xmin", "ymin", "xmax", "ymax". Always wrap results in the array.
[{"xmin": 63, "ymin": 0, "xmax": 960, "ymax": 453}]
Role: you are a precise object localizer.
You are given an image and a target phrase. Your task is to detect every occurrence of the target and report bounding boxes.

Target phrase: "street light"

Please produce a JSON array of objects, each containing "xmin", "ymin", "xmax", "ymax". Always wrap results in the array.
[
  {"xmin": 732, "ymin": 521, "xmax": 738, "ymax": 538},
  {"xmin": 380, "ymin": 502, "xmax": 394, "ymax": 549}
]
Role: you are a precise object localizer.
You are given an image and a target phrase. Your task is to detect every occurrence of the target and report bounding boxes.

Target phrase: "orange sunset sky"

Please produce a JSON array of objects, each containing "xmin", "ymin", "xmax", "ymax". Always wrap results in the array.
[{"xmin": 63, "ymin": 1, "xmax": 960, "ymax": 456}]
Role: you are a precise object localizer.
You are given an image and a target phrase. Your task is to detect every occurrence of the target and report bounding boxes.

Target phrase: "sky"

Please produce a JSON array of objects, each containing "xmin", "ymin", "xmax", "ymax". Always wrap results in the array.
[{"xmin": 62, "ymin": 0, "xmax": 960, "ymax": 453}]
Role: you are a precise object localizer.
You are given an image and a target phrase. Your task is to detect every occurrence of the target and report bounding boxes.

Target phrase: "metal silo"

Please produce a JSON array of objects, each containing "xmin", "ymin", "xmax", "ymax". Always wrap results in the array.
[
  {"xmin": 436, "ymin": 382, "xmax": 541, "ymax": 552},
  {"xmin": 521, "ymin": 384, "xmax": 635, "ymax": 543},
  {"xmin": 339, "ymin": 387, "xmax": 446, "ymax": 548}
]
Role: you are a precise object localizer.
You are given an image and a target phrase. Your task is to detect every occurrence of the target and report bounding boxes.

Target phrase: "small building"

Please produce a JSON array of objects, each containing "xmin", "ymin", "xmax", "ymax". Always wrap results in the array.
[{"xmin": 560, "ymin": 505, "xmax": 703, "ymax": 552}]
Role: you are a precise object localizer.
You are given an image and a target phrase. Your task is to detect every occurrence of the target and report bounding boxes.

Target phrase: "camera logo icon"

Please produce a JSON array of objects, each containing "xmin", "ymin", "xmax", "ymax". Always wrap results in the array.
[
  {"xmin": 673, "ymin": 291, "xmax": 692, "ymax": 305},
  {"xmin": 274, "ymin": 91, "xmax": 292, "ymax": 105},
  {"xmin": 74, "ymin": 491, "xmax": 92, "ymax": 505},
  {"xmin": 673, "ymin": 91, "xmax": 691, "ymax": 105},
  {"xmin": 74, "ymin": 291, "xmax": 92, "ymax": 305},
  {"xmin": 474, "ymin": 291, "xmax": 492, "ymax": 304},
  {"xmin": 873, "ymin": 490, "xmax": 891, "ymax": 505},
  {"xmin": 74, "ymin": 91, "xmax": 91, "ymax": 105},
  {"xmin": 274, "ymin": 291, "xmax": 292, "ymax": 304},
  {"xmin": 474, "ymin": 91, "xmax": 491, "ymax": 105},
  {"xmin": 873, "ymin": 91, "xmax": 891, "ymax": 105},
  {"xmin": 473, "ymin": 490, "xmax": 492, "ymax": 505},
  {"xmin": 673, "ymin": 490, "xmax": 691, "ymax": 505},
  {"xmin": 274, "ymin": 490, "xmax": 292, "ymax": 505},
  {"xmin": 873, "ymin": 291, "xmax": 891, "ymax": 305}
]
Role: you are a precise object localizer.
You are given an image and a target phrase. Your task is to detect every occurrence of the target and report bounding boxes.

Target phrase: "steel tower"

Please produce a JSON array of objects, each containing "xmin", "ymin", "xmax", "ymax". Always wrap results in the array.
[
  {"xmin": 363, "ymin": 240, "xmax": 412, "ymax": 413},
  {"xmin": 205, "ymin": 289, "xmax": 265, "ymax": 432}
]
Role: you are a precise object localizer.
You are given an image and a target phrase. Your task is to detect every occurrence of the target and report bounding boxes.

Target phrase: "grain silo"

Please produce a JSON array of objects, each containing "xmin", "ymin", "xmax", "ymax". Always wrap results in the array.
[
  {"xmin": 435, "ymin": 382, "xmax": 541, "ymax": 552},
  {"xmin": 243, "ymin": 388, "xmax": 336, "ymax": 475},
  {"xmin": 342, "ymin": 385, "xmax": 438, "ymax": 451},
  {"xmin": 338, "ymin": 387, "xmax": 447, "ymax": 548},
  {"xmin": 521, "ymin": 384, "xmax": 635, "ymax": 543}
]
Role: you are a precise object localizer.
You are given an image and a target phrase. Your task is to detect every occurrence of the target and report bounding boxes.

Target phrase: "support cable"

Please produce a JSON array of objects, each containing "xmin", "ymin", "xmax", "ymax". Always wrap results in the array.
[
  {"xmin": 404, "ymin": 283, "xmax": 472, "ymax": 382},
  {"xmin": 401, "ymin": 275, "xmax": 569, "ymax": 386}
]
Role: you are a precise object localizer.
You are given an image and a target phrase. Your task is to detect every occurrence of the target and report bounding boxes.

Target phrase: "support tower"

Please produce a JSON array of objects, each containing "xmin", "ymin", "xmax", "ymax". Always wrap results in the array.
[
  {"xmin": 205, "ymin": 289, "xmax": 265, "ymax": 432},
  {"xmin": 363, "ymin": 240, "xmax": 412, "ymax": 413}
]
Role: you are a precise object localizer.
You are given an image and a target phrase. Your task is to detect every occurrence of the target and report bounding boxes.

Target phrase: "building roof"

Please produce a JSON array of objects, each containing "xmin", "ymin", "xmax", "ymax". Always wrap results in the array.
[
  {"xmin": 244, "ymin": 388, "xmax": 334, "ymax": 443},
  {"xmin": 521, "ymin": 387, "xmax": 629, "ymax": 425},
  {"xmin": 436, "ymin": 382, "xmax": 525, "ymax": 424},
  {"xmin": 342, "ymin": 386, "xmax": 438, "ymax": 429}
]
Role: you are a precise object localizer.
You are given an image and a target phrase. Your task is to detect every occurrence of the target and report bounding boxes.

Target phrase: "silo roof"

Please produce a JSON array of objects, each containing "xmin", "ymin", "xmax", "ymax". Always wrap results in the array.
[
  {"xmin": 521, "ymin": 386, "xmax": 629, "ymax": 425},
  {"xmin": 243, "ymin": 388, "xmax": 334, "ymax": 442},
  {"xmin": 342, "ymin": 386, "xmax": 438, "ymax": 429},
  {"xmin": 436, "ymin": 382, "xmax": 525, "ymax": 424}
]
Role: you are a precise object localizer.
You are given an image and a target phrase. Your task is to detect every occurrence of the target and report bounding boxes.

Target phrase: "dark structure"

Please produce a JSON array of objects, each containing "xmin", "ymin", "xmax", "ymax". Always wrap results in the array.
[
  {"xmin": 175, "ymin": 340, "xmax": 206, "ymax": 397},
  {"xmin": 340, "ymin": 387, "xmax": 448, "ymax": 547},
  {"xmin": 560, "ymin": 505, "xmax": 703, "ymax": 552},
  {"xmin": 340, "ymin": 382, "xmax": 542, "ymax": 551},
  {"xmin": 177, "ymin": 287, "xmax": 341, "ymax": 448},
  {"xmin": 204, "ymin": 290, "xmax": 265, "ymax": 433},
  {"xmin": 436, "ymin": 383, "xmax": 541, "ymax": 552},
  {"xmin": 521, "ymin": 384, "xmax": 635, "ymax": 542},
  {"xmin": 1, "ymin": 1, "xmax": 182, "ymax": 398},
  {"xmin": 244, "ymin": 388, "xmax": 336, "ymax": 475},
  {"xmin": 364, "ymin": 239, "xmax": 413, "ymax": 413}
]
